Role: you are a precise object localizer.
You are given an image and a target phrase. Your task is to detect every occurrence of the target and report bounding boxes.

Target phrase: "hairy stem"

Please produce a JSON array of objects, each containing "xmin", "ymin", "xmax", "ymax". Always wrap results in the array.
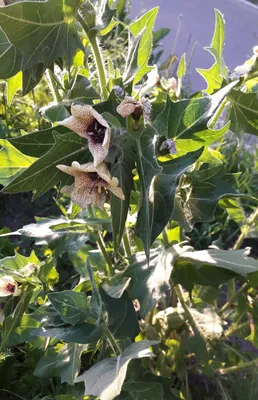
[
  {"xmin": 233, "ymin": 207, "xmax": 258, "ymax": 250},
  {"xmin": 123, "ymin": 227, "xmax": 132, "ymax": 257},
  {"xmin": 76, "ymin": 11, "xmax": 109, "ymax": 100},
  {"xmin": 97, "ymin": 232, "xmax": 113, "ymax": 276},
  {"xmin": 218, "ymin": 282, "xmax": 250, "ymax": 316},
  {"xmin": 162, "ymin": 229, "xmax": 170, "ymax": 248},
  {"xmin": 103, "ymin": 326, "xmax": 121, "ymax": 356},
  {"xmin": 218, "ymin": 358, "xmax": 258, "ymax": 374},
  {"xmin": 46, "ymin": 69, "xmax": 62, "ymax": 103},
  {"xmin": 224, "ymin": 320, "xmax": 250, "ymax": 338}
]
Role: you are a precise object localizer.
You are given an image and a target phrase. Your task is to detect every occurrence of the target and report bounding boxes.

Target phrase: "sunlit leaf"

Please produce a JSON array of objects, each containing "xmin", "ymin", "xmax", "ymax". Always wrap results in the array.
[
  {"xmin": 48, "ymin": 290, "xmax": 89, "ymax": 325},
  {"xmin": 75, "ymin": 340, "xmax": 159, "ymax": 400},
  {"xmin": 197, "ymin": 9, "xmax": 228, "ymax": 93},
  {"xmin": 124, "ymin": 245, "xmax": 188, "ymax": 317},
  {"xmin": 32, "ymin": 323, "xmax": 102, "ymax": 344},
  {"xmin": 154, "ymin": 81, "xmax": 237, "ymax": 139},
  {"xmin": 0, "ymin": 139, "xmax": 37, "ymax": 185},
  {"xmin": 9, "ymin": 125, "xmax": 70, "ymax": 157},
  {"xmin": 129, "ymin": 7, "xmax": 158, "ymax": 84},
  {"xmin": 34, "ymin": 343, "xmax": 86, "ymax": 385},
  {"xmin": 0, "ymin": 0, "xmax": 83, "ymax": 70},
  {"xmin": 4, "ymin": 131, "xmax": 90, "ymax": 198},
  {"xmin": 7, "ymin": 70, "xmax": 22, "ymax": 106}
]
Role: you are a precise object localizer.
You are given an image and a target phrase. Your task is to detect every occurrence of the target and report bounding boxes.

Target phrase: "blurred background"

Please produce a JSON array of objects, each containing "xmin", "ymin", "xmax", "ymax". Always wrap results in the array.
[{"xmin": 131, "ymin": 0, "xmax": 258, "ymax": 90}]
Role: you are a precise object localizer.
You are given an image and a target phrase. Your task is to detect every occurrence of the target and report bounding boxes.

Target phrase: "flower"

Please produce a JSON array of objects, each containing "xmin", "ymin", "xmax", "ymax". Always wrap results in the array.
[
  {"xmin": 116, "ymin": 96, "xmax": 143, "ymax": 120},
  {"xmin": 56, "ymin": 161, "xmax": 125, "ymax": 209},
  {"xmin": 59, "ymin": 103, "xmax": 111, "ymax": 167},
  {"xmin": 0, "ymin": 276, "xmax": 20, "ymax": 297}
]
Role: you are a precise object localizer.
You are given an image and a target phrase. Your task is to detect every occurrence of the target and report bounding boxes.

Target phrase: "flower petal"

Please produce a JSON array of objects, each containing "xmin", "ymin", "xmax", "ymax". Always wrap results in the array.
[{"xmin": 59, "ymin": 115, "xmax": 86, "ymax": 137}]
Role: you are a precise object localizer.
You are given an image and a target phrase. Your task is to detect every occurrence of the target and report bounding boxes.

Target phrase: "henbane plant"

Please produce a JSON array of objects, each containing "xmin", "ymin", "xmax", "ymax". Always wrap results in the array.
[{"xmin": 0, "ymin": 1, "xmax": 258, "ymax": 399}]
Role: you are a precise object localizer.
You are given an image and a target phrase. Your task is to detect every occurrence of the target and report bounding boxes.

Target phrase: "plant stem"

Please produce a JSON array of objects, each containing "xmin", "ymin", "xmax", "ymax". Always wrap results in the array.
[
  {"xmin": 162, "ymin": 229, "xmax": 170, "ymax": 248},
  {"xmin": 76, "ymin": 11, "xmax": 109, "ymax": 100},
  {"xmin": 97, "ymin": 232, "xmax": 113, "ymax": 276},
  {"xmin": 226, "ymin": 207, "xmax": 258, "ymax": 298},
  {"xmin": 174, "ymin": 284, "xmax": 199, "ymax": 337},
  {"xmin": 46, "ymin": 69, "xmax": 62, "ymax": 103},
  {"xmin": 209, "ymin": 97, "xmax": 228, "ymax": 129},
  {"xmin": 103, "ymin": 326, "xmax": 121, "ymax": 356},
  {"xmin": 224, "ymin": 320, "xmax": 250, "ymax": 338},
  {"xmin": 218, "ymin": 282, "xmax": 250, "ymax": 316},
  {"xmin": 123, "ymin": 227, "xmax": 132, "ymax": 257},
  {"xmin": 233, "ymin": 207, "xmax": 258, "ymax": 250},
  {"xmin": 217, "ymin": 358, "xmax": 258, "ymax": 374}
]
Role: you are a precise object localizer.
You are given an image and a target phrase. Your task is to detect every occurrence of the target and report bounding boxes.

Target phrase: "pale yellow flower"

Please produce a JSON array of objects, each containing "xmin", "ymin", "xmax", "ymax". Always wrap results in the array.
[
  {"xmin": 116, "ymin": 96, "xmax": 143, "ymax": 120},
  {"xmin": 59, "ymin": 104, "xmax": 111, "ymax": 167},
  {"xmin": 57, "ymin": 161, "xmax": 125, "ymax": 209},
  {"xmin": 0, "ymin": 276, "xmax": 20, "ymax": 297}
]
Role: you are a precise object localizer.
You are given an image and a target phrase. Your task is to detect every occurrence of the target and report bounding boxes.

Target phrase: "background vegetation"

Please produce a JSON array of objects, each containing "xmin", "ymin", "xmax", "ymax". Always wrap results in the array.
[{"xmin": 0, "ymin": 1, "xmax": 258, "ymax": 399}]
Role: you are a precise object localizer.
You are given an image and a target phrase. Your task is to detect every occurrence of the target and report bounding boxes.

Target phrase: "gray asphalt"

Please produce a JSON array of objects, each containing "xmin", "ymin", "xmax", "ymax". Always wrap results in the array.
[{"xmin": 131, "ymin": 0, "xmax": 258, "ymax": 90}]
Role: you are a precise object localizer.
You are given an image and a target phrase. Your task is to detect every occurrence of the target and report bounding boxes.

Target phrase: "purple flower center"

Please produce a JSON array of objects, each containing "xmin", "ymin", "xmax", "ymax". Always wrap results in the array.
[{"xmin": 87, "ymin": 120, "xmax": 106, "ymax": 144}]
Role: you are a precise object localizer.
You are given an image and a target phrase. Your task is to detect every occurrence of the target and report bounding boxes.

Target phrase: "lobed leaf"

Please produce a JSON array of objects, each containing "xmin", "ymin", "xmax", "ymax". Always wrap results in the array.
[
  {"xmin": 197, "ymin": 9, "xmax": 228, "ymax": 93},
  {"xmin": 34, "ymin": 343, "xmax": 86, "ymax": 385},
  {"xmin": 48, "ymin": 290, "xmax": 89, "ymax": 325},
  {"xmin": 4, "ymin": 131, "xmax": 90, "ymax": 198},
  {"xmin": 75, "ymin": 340, "xmax": 159, "ymax": 400},
  {"xmin": 0, "ymin": 0, "xmax": 83, "ymax": 70},
  {"xmin": 100, "ymin": 287, "xmax": 139, "ymax": 340}
]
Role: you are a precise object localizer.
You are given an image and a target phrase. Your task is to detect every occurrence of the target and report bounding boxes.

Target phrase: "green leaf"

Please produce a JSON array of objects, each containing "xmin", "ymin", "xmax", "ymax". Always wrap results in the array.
[
  {"xmin": 197, "ymin": 9, "xmax": 228, "ymax": 93},
  {"xmin": 228, "ymin": 90, "xmax": 258, "ymax": 136},
  {"xmin": 75, "ymin": 340, "xmax": 159, "ymax": 400},
  {"xmin": 68, "ymin": 244, "xmax": 92, "ymax": 278},
  {"xmin": 177, "ymin": 247, "xmax": 258, "ymax": 277},
  {"xmin": 34, "ymin": 343, "xmax": 85, "ymax": 385},
  {"xmin": 154, "ymin": 81, "xmax": 237, "ymax": 139},
  {"xmin": 0, "ymin": 139, "xmax": 37, "ymax": 185},
  {"xmin": 124, "ymin": 245, "xmax": 187, "ymax": 317},
  {"xmin": 172, "ymin": 260, "xmax": 237, "ymax": 292},
  {"xmin": 1, "ymin": 285, "xmax": 33, "ymax": 350},
  {"xmin": 142, "ymin": 148, "xmax": 203, "ymax": 248},
  {"xmin": 94, "ymin": 0, "xmax": 117, "ymax": 33},
  {"xmin": 32, "ymin": 323, "xmax": 102, "ymax": 344},
  {"xmin": 177, "ymin": 53, "xmax": 186, "ymax": 80},
  {"xmin": 0, "ymin": 0, "xmax": 83, "ymax": 70},
  {"xmin": 7, "ymin": 70, "xmax": 22, "ymax": 106},
  {"xmin": 189, "ymin": 306, "xmax": 223, "ymax": 339},
  {"xmin": 123, "ymin": 29, "xmax": 145, "ymax": 85},
  {"xmin": 100, "ymin": 287, "xmax": 139, "ymax": 340},
  {"xmin": 129, "ymin": 7, "xmax": 158, "ymax": 84},
  {"xmin": 111, "ymin": 134, "xmax": 136, "ymax": 252},
  {"xmin": 123, "ymin": 382, "xmax": 163, "ymax": 400},
  {"xmin": 0, "ymin": 28, "xmax": 22, "ymax": 79},
  {"xmin": 172, "ymin": 165, "xmax": 239, "ymax": 230},
  {"xmin": 134, "ymin": 124, "xmax": 162, "ymax": 259},
  {"xmin": 4, "ymin": 314, "xmax": 40, "ymax": 347},
  {"xmin": 63, "ymin": 74, "xmax": 100, "ymax": 105},
  {"xmin": 48, "ymin": 290, "xmax": 88, "ymax": 325},
  {"xmin": 174, "ymin": 122, "xmax": 230, "ymax": 163},
  {"xmin": 9, "ymin": 125, "xmax": 70, "ymax": 157},
  {"xmin": 22, "ymin": 63, "xmax": 45, "ymax": 95},
  {"xmin": 4, "ymin": 131, "xmax": 90, "ymax": 199},
  {"xmin": 0, "ymin": 250, "xmax": 40, "ymax": 279},
  {"xmin": 43, "ymin": 104, "xmax": 70, "ymax": 123}
]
